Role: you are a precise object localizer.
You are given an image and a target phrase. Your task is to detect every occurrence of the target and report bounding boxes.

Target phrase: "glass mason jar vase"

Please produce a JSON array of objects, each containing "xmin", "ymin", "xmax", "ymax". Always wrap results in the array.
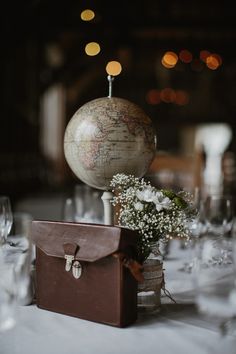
[{"xmin": 137, "ymin": 242, "xmax": 163, "ymax": 313}]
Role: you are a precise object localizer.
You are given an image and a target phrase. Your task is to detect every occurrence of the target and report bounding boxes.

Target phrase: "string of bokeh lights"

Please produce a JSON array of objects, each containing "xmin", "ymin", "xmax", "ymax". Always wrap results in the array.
[
  {"xmin": 147, "ymin": 50, "xmax": 222, "ymax": 106},
  {"xmin": 146, "ymin": 88, "xmax": 189, "ymax": 106},
  {"xmin": 80, "ymin": 8, "xmax": 122, "ymax": 76},
  {"xmin": 81, "ymin": 9, "xmax": 222, "ymax": 107},
  {"xmin": 162, "ymin": 50, "xmax": 222, "ymax": 70}
]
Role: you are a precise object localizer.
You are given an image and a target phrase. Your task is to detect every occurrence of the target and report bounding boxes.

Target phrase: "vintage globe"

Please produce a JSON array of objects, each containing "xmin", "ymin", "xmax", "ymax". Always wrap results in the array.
[{"xmin": 64, "ymin": 97, "xmax": 156, "ymax": 190}]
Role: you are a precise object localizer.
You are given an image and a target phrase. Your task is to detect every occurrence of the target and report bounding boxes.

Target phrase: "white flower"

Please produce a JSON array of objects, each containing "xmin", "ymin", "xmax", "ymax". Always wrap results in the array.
[
  {"xmin": 134, "ymin": 201, "xmax": 144, "ymax": 211},
  {"xmin": 137, "ymin": 188, "xmax": 172, "ymax": 212},
  {"xmin": 153, "ymin": 194, "xmax": 172, "ymax": 212},
  {"xmin": 136, "ymin": 187, "xmax": 156, "ymax": 202}
]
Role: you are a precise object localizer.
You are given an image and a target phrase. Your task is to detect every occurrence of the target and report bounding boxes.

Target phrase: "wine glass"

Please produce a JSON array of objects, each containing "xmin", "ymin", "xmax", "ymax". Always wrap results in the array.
[
  {"xmin": 179, "ymin": 187, "xmax": 205, "ymax": 272},
  {"xmin": 0, "ymin": 196, "xmax": 13, "ymax": 245},
  {"xmin": 193, "ymin": 232, "xmax": 236, "ymax": 336},
  {"xmin": 204, "ymin": 195, "xmax": 233, "ymax": 236}
]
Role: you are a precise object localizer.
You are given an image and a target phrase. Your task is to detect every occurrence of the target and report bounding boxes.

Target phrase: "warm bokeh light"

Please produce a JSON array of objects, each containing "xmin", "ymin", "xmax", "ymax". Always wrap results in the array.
[
  {"xmin": 200, "ymin": 50, "xmax": 222, "ymax": 69},
  {"xmin": 161, "ymin": 51, "xmax": 178, "ymax": 68},
  {"xmin": 85, "ymin": 42, "xmax": 101, "ymax": 56},
  {"xmin": 213, "ymin": 53, "xmax": 222, "ymax": 66},
  {"xmin": 146, "ymin": 89, "xmax": 161, "ymax": 105},
  {"xmin": 160, "ymin": 88, "xmax": 176, "ymax": 103},
  {"xmin": 106, "ymin": 61, "xmax": 122, "ymax": 76},
  {"xmin": 161, "ymin": 58, "xmax": 173, "ymax": 69},
  {"xmin": 179, "ymin": 49, "xmax": 192, "ymax": 63},
  {"xmin": 200, "ymin": 50, "xmax": 211, "ymax": 62},
  {"xmin": 206, "ymin": 55, "xmax": 220, "ymax": 70},
  {"xmin": 210, "ymin": 53, "xmax": 222, "ymax": 67},
  {"xmin": 146, "ymin": 88, "xmax": 189, "ymax": 105},
  {"xmin": 175, "ymin": 90, "xmax": 189, "ymax": 105},
  {"xmin": 81, "ymin": 9, "xmax": 95, "ymax": 21}
]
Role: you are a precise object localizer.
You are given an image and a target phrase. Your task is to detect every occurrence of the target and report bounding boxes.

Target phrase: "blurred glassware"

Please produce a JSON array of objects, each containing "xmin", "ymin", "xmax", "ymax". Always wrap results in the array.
[
  {"xmin": 188, "ymin": 203, "xmax": 205, "ymax": 239},
  {"xmin": 74, "ymin": 184, "xmax": 103, "ymax": 224},
  {"xmin": 0, "ymin": 196, "xmax": 13, "ymax": 245},
  {"xmin": 62, "ymin": 197, "xmax": 76, "ymax": 222},
  {"xmin": 0, "ymin": 212, "xmax": 33, "ymax": 332},
  {"xmin": 10, "ymin": 213, "xmax": 33, "ymax": 306},
  {"xmin": 0, "ymin": 250, "xmax": 16, "ymax": 332},
  {"xmin": 10, "ymin": 212, "xmax": 32, "ymax": 240},
  {"xmin": 193, "ymin": 232, "xmax": 236, "ymax": 335},
  {"xmin": 204, "ymin": 195, "xmax": 234, "ymax": 236},
  {"xmin": 179, "ymin": 187, "xmax": 205, "ymax": 272}
]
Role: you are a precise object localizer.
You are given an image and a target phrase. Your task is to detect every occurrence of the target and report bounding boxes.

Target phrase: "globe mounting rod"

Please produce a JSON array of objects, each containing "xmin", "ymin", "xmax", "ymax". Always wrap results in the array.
[
  {"xmin": 101, "ymin": 191, "xmax": 114, "ymax": 225},
  {"xmin": 107, "ymin": 75, "xmax": 115, "ymax": 98}
]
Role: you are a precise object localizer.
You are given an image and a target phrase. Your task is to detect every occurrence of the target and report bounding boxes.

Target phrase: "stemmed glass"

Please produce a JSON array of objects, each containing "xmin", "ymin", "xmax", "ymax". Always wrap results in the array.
[
  {"xmin": 179, "ymin": 187, "xmax": 204, "ymax": 272},
  {"xmin": 204, "ymin": 195, "xmax": 233, "ymax": 236},
  {"xmin": 0, "ymin": 196, "xmax": 13, "ymax": 245},
  {"xmin": 180, "ymin": 195, "xmax": 234, "ymax": 273},
  {"xmin": 193, "ymin": 232, "xmax": 236, "ymax": 337}
]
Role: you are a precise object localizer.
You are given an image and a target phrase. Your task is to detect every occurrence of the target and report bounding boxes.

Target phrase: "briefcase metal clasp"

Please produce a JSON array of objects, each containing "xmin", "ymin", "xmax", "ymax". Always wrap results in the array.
[
  {"xmin": 64, "ymin": 255, "xmax": 82, "ymax": 279},
  {"xmin": 64, "ymin": 255, "xmax": 74, "ymax": 272}
]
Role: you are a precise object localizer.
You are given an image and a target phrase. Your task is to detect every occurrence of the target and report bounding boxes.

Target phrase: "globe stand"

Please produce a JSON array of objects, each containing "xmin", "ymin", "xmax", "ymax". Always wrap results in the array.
[
  {"xmin": 101, "ymin": 191, "xmax": 114, "ymax": 225},
  {"xmin": 107, "ymin": 75, "xmax": 114, "ymax": 98}
]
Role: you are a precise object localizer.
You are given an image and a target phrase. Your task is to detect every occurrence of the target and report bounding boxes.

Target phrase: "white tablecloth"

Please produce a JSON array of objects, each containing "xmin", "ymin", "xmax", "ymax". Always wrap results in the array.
[{"xmin": 1, "ymin": 240, "xmax": 236, "ymax": 354}]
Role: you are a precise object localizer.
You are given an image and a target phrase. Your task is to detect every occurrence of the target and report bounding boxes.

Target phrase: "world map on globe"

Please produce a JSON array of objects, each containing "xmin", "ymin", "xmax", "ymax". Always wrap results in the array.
[{"xmin": 64, "ymin": 97, "xmax": 156, "ymax": 190}]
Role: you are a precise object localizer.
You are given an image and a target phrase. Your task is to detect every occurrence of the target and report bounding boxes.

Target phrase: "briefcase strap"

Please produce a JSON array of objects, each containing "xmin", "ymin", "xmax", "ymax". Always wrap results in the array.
[{"xmin": 113, "ymin": 252, "xmax": 144, "ymax": 282}]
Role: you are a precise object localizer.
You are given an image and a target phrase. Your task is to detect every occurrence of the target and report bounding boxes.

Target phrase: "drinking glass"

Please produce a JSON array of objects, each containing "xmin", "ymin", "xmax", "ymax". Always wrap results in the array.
[
  {"xmin": 179, "ymin": 188, "xmax": 205, "ymax": 272},
  {"xmin": 193, "ymin": 232, "xmax": 236, "ymax": 335},
  {"xmin": 74, "ymin": 184, "xmax": 103, "ymax": 223},
  {"xmin": 204, "ymin": 195, "xmax": 233, "ymax": 236},
  {"xmin": 8, "ymin": 213, "xmax": 33, "ymax": 305},
  {"xmin": 0, "ymin": 196, "xmax": 13, "ymax": 245},
  {"xmin": 62, "ymin": 197, "xmax": 76, "ymax": 222},
  {"xmin": 0, "ymin": 212, "xmax": 32, "ymax": 332},
  {"xmin": 0, "ymin": 249, "xmax": 16, "ymax": 332}
]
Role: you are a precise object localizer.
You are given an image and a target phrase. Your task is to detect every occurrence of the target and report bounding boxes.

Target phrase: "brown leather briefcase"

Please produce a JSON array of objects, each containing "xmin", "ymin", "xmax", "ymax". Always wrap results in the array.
[{"xmin": 31, "ymin": 220, "xmax": 140, "ymax": 327}]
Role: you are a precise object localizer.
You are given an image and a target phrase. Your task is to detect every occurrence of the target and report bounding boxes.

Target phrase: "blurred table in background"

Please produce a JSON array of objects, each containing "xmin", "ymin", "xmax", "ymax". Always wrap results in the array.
[
  {"xmin": 147, "ymin": 152, "xmax": 203, "ymax": 192},
  {"xmin": 15, "ymin": 194, "xmax": 66, "ymax": 221},
  {"xmin": 14, "ymin": 185, "xmax": 104, "ymax": 223}
]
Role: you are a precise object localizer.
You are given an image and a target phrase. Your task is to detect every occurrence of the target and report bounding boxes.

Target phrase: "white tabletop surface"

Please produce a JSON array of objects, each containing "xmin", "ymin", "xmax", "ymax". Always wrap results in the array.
[{"xmin": 1, "ymin": 240, "xmax": 236, "ymax": 354}]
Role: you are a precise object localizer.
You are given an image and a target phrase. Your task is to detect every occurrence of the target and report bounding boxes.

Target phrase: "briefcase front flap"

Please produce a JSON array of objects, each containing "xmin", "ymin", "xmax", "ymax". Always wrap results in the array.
[{"xmin": 32, "ymin": 220, "xmax": 136, "ymax": 262}]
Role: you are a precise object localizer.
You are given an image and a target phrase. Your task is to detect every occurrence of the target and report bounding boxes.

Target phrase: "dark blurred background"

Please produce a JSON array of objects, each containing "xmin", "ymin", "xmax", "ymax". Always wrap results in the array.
[{"xmin": 1, "ymin": 0, "xmax": 236, "ymax": 207}]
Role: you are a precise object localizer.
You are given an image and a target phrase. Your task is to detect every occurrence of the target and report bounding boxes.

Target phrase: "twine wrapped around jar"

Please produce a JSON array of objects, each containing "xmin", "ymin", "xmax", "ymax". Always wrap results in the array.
[
  {"xmin": 137, "ymin": 258, "xmax": 163, "ymax": 312},
  {"xmin": 137, "ymin": 240, "xmax": 176, "ymax": 312}
]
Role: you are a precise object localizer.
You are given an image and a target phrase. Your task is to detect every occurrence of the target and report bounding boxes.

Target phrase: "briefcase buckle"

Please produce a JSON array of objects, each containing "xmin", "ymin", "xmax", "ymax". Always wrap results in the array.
[{"xmin": 64, "ymin": 255, "xmax": 74, "ymax": 272}]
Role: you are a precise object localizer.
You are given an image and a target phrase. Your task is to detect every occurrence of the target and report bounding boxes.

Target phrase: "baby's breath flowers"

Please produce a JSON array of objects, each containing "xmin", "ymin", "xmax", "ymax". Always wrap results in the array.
[{"xmin": 110, "ymin": 173, "xmax": 196, "ymax": 261}]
